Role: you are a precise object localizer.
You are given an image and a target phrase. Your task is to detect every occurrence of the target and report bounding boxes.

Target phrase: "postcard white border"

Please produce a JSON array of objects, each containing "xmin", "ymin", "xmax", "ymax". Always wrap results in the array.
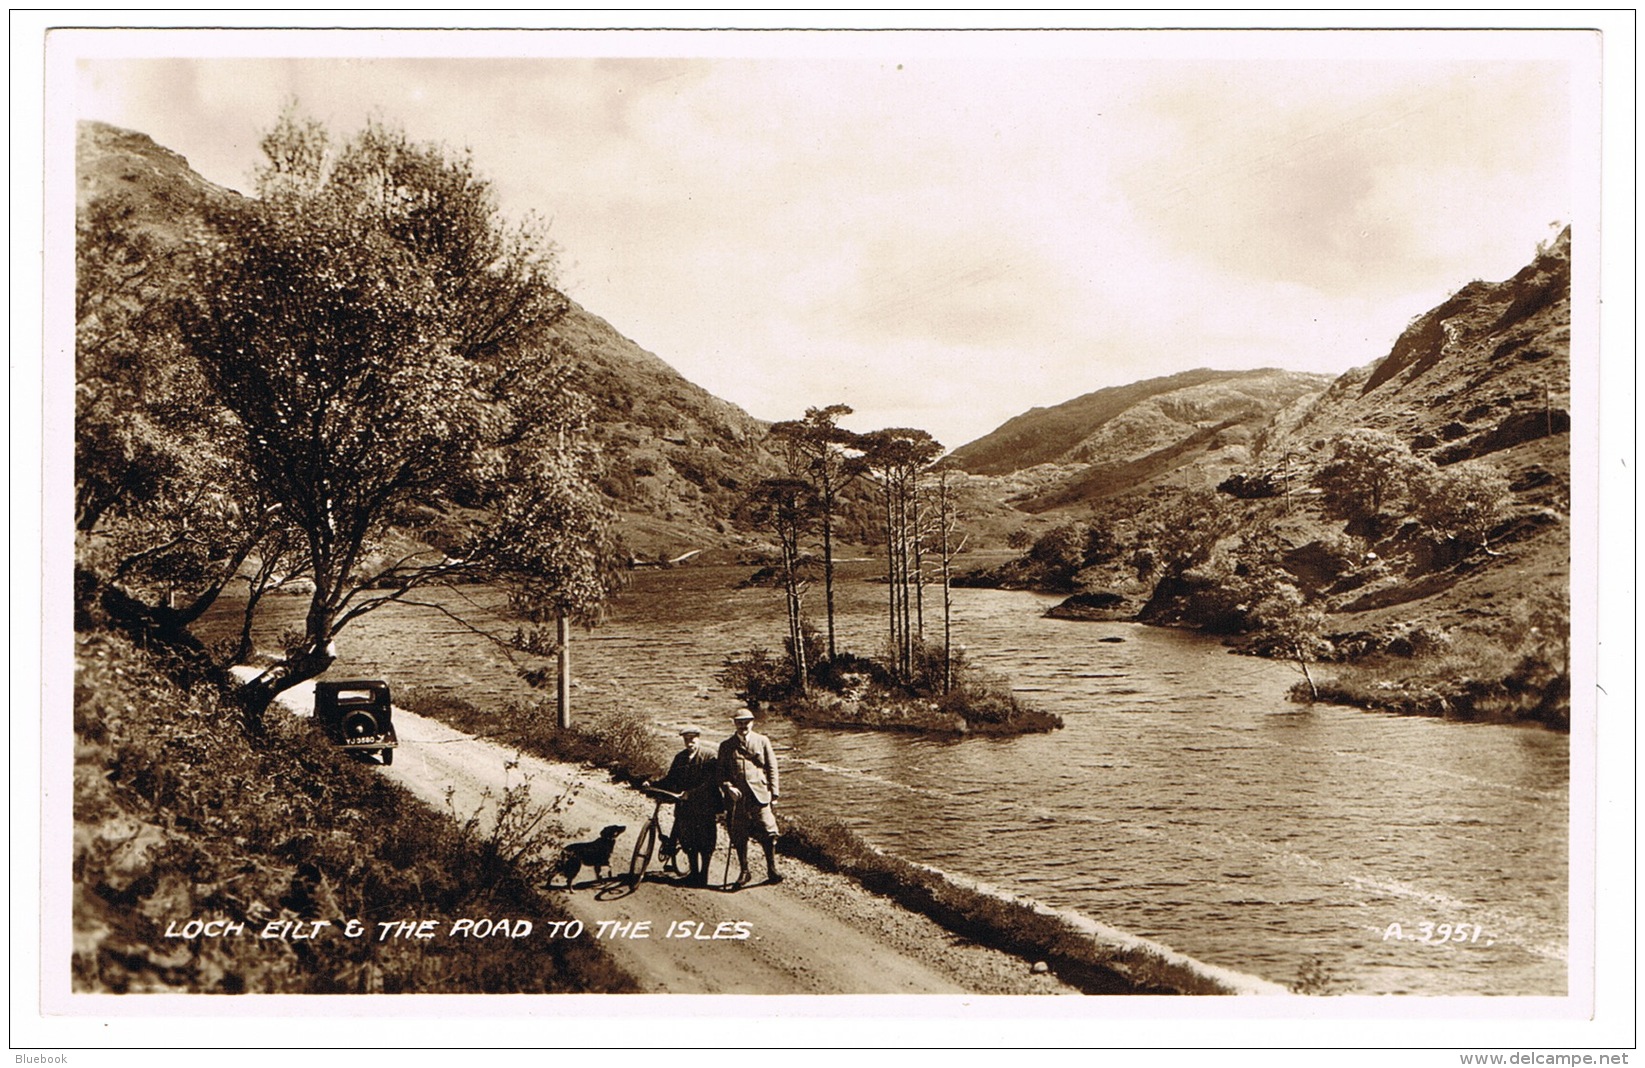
[{"xmin": 13, "ymin": 8, "xmax": 1635, "ymax": 1055}]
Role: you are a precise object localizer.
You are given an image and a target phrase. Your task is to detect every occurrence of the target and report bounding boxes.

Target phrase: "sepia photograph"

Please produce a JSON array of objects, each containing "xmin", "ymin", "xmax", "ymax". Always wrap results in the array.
[{"xmin": 15, "ymin": 10, "xmax": 1634, "ymax": 1056}]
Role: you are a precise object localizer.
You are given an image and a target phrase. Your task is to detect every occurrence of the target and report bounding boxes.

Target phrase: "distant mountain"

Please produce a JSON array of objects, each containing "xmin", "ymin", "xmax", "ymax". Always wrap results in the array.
[
  {"xmin": 76, "ymin": 121, "xmax": 785, "ymax": 559},
  {"xmin": 946, "ymin": 368, "xmax": 1331, "ymax": 513}
]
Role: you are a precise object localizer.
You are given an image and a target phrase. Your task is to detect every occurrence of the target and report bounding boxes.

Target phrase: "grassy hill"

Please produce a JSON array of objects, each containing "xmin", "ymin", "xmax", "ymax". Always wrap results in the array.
[
  {"xmin": 76, "ymin": 121, "xmax": 786, "ymax": 563},
  {"xmin": 545, "ymin": 296, "xmax": 785, "ymax": 558},
  {"xmin": 77, "ymin": 121, "xmax": 243, "ymax": 224},
  {"xmin": 959, "ymin": 231, "xmax": 1572, "ymax": 726},
  {"xmin": 73, "ymin": 630, "xmax": 636, "ymax": 994},
  {"xmin": 949, "ymin": 367, "xmax": 1329, "ymax": 474}
]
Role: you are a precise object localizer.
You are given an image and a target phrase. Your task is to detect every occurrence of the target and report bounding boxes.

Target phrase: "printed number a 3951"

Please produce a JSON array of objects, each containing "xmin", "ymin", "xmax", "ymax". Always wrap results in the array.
[{"xmin": 1382, "ymin": 922, "xmax": 1488, "ymax": 944}]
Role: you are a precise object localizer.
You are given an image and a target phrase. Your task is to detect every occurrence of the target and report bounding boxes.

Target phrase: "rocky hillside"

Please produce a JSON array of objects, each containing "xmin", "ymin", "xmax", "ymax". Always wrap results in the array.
[
  {"xmin": 1260, "ymin": 227, "xmax": 1571, "ymax": 479},
  {"xmin": 77, "ymin": 121, "xmax": 244, "ymax": 224},
  {"xmin": 965, "ymin": 229, "xmax": 1572, "ymax": 725},
  {"xmin": 77, "ymin": 121, "xmax": 785, "ymax": 560},
  {"xmin": 543, "ymin": 298, "xmax": 784, "ymax": 557},
  {"xmin": 946, "ymin": 368, "xmax": 1331, "ymax": 513},
  {"xmin": 1262, "ymin": 226, "xmax": 1571, "ymax": 651}
]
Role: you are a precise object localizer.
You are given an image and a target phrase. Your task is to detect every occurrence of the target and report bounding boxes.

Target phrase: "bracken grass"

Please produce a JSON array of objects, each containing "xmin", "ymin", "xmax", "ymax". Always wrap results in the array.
[
  {"xmin": 1302, "ymin": 631, "xmax": 1569, "ymax": 729},
  {"xmin": 74, "ymin": 630, "xmax": 637, "ymax": 994},
  {"xmin": 395, "ymin": 686, "xmax": 672, "ymax": 785}
]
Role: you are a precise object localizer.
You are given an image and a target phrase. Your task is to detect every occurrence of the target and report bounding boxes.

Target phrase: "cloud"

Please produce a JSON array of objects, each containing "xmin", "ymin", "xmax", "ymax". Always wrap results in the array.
[
  {"xmin": 1114, "ymin": 62, "xmax": 1571, "ymax": 298},
  {"xmin": 796, "ymin": 229, "xmax": 1084, "ymax": 349},
  {"xmin": 74, "ymin": 45, "xmax": 1579, "ymax": 453}
]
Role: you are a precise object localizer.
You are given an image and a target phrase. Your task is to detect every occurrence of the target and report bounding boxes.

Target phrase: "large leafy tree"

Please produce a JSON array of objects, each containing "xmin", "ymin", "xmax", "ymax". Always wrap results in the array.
[
  {"xmin": 1311, "ymin": 427, "xmax": 1422, "ymax": 529},
  {"xmin": 1132, "ymin": 487, "xmax": 1233, "ymax": 583},
  {"xmin": 1410, "ymin": 461, "xmax": 1511, "ymax": 557},
  {"xmin": 174, "ymin": 111, "xmax": 617, "ymax": 726},
  {"xmin": 76, "ymin": 195, "xmax": 277, "ymax": 650},
  {"xmin": 76, "ymin": 196, "xmax": 190, "ymax": 534}
]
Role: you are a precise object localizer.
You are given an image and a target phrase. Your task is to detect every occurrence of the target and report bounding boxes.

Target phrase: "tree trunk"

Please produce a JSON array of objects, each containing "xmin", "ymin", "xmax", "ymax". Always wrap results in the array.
[
  {"xmin": 91, "ymin": 576, "xmax": 213, "ymax": 668},
  {"xmin": 883, "ymin": 481, "xmax": 899, "ymax": 680},
  {"xmin": 1294, "ymin": 641, "xmax": 1318, "ymax": 702},
  {"xmin": 557, "ymin": 609, "xmax": 571, "ymax": 729},
  {"xmin": 897, "ymin": 469, "xmax": 913, "ymax": 680},
  {"xmin": 780, "ymin": 533, "xmax": 808, "ymax": 695},
  {"xmin": 791, "ymin": 582, "xmax": 809, "ymax": 696},
  {"xmin": 821, "ymin": 494, "xmax": 837, "ymax": 663},
  {"xmin": 238, "ymin": 643, "xmax": 337, "ymax": 735},
  {"xmin": 232, "ymin": 583, "xmax": 268, "ymax": 666},
  {"xmin": 231, "ymin": 541, "xmax": 289, "ymax": 665},
  {"xmin": 941, "ymin": 534, "xmax": 953, "ymax": 694},
  {"xmin": 912, "ymin": 491, "xmax": 926, "ymax": 649}
]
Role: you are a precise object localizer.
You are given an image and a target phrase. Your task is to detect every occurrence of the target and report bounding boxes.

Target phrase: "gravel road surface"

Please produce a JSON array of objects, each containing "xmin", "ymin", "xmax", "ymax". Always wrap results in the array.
[{"xmin": 272, "ymin": 680, "xmax": 1077, "ymax": 996}]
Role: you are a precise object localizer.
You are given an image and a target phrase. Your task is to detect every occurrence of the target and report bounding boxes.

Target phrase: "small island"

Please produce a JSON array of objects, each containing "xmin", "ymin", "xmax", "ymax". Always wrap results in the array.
[
  {"xmin": 721, "ymin": 411, "xmax": 1061, "ymax": 737},
  {"xmin": 720, "ymin": 644, "xmax": 1061, "ymax": 736}
]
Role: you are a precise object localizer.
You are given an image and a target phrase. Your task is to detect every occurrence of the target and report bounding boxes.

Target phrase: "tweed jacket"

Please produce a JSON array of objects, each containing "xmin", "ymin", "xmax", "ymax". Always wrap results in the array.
[{"xmin": 718, "ymin": 729, "xmax": 779, "ymax": 806}]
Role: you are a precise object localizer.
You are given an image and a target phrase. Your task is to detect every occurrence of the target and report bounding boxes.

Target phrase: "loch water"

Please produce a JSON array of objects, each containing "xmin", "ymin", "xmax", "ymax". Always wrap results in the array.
[{"xmin": 217, "ymin": 560, "xmax": 1570, "ymax": 995}]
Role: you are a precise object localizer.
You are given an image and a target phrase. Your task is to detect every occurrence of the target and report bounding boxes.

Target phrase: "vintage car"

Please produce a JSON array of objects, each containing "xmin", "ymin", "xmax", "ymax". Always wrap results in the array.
[{"xmin": 314, "ymin": 679, "xmax": 399, "ymax": 765}]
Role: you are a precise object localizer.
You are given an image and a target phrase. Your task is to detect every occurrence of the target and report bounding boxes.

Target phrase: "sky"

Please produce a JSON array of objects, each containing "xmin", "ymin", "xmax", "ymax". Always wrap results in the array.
[{"xmin": 69, "ymin": 28, "xmax": 1590, "ymax": 451}]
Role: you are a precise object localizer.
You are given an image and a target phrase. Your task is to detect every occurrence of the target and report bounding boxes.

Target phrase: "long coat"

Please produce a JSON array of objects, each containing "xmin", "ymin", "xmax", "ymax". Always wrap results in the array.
[
  {"xmin": 655, "ymin": 742, "xmax": 720, "ymax": 853},
  {"xmin": 718, "ymin": 729, "xmax": 779, "ymax": 806}
]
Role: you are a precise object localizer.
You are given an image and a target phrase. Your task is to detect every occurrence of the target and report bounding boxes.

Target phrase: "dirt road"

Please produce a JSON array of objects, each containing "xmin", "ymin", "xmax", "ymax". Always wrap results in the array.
[{"xmin": 271, "ymin": 680, "xmax": 1077, "ymax": 995}]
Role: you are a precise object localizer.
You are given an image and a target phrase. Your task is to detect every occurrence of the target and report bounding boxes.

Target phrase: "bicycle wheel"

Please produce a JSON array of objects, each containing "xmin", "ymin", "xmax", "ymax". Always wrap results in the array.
[{"xmin": 627, "ymin": 820, "xmax": 658, "ymax": 887}]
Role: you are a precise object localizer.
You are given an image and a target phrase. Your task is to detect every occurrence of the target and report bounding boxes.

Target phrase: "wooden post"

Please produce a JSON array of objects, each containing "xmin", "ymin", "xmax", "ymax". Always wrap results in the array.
[{"xmin": 557, "ymin": 609, "xmax": 572, "ymax": 729}]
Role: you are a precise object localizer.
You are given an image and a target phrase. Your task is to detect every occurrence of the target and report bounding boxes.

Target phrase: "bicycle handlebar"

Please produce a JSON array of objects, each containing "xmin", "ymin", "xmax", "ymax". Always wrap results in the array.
[{"xmin": 641, "ymin": 786, "xmax": 684, "ymax": 803}]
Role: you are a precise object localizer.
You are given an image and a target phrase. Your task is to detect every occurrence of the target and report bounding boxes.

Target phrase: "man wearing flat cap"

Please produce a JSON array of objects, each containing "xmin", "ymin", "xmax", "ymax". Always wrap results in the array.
[
  {"xmin": 650, "ymin": 726, "xmax": 720, "ymax": 887},
  {"xmin": 718, "ymin": 708, "xmax": 782, "ymax": 887}
]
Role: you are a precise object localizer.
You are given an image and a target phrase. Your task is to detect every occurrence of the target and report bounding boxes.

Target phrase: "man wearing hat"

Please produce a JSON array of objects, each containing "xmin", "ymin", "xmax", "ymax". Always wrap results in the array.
[
  {"xmin": 649, "ymin": 725, "xmax": 721, "ymax": 887},
  {"xmin": 718, "ymin": 708, "xmax": 782, "ymax": 887}
]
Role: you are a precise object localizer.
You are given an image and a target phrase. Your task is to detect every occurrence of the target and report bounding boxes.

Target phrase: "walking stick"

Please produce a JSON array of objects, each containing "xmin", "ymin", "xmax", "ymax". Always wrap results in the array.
[{"xmin": 721, "ymin": 791, "xmax": 741, "ymax": 888}]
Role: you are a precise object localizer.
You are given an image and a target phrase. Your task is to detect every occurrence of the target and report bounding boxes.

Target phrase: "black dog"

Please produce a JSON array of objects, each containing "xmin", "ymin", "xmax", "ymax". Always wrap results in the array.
[{"xmin": 553, "ymin": 825, "xmax": 626, "ymax": 888}]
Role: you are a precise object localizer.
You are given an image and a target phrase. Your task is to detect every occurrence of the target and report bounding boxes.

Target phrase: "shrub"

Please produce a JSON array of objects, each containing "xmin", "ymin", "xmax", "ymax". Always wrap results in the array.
[
  {"xmin": 577, "ymin": 704, "xmax": 669, "ymax": 782},
  {"xmin": 1311, "ymin": 428, "xmax": 1423, "ymax": 525},
  {"xmin": 715, "ymin": 648, "xmax": 795, "ymax": 707},
  {"xmin": 935, "ymin": 681, "xmax": 1062, "ymax": 734},
  {"xmin": 811, "ymin": 650, "xmax": 895, "ymax": 693},
  {"xmin": 1217, "ymin": 472, "xmax": 1281, "ymax": 499},
  {"xmin": 1410, "ymin": 461, "xmax": 1511, "ymax": 553},
  {"xmin": 74, "ymin": 632, "xmax": 636, "ymax": 994},
  {"xmin": 397, "ymin": 686, "xmax": 670, "ymax": 785},
  {"xmin": 1027, "ymin": 522, "xmax": 1092, "ymax": 587},
  {"xmin": 1302, "ymin": 625, "xmax": 1569, "ymax": 729},
  {"xmin": 714, "ymin": 635, "xmax": 1062, "ymax": 736}
]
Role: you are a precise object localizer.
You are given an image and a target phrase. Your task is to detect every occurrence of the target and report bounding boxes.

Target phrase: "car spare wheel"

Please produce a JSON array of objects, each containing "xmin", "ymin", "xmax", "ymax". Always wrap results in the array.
[{"xmin": 342, "ymin": 710, "xmax": 379, "ymax": 739}]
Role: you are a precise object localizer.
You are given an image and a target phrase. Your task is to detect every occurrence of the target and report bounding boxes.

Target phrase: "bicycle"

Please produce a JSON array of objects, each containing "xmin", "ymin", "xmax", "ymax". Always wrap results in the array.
[{"xmin": 627, "ymin": 786, "xmax": 683, "ymax": 888}]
